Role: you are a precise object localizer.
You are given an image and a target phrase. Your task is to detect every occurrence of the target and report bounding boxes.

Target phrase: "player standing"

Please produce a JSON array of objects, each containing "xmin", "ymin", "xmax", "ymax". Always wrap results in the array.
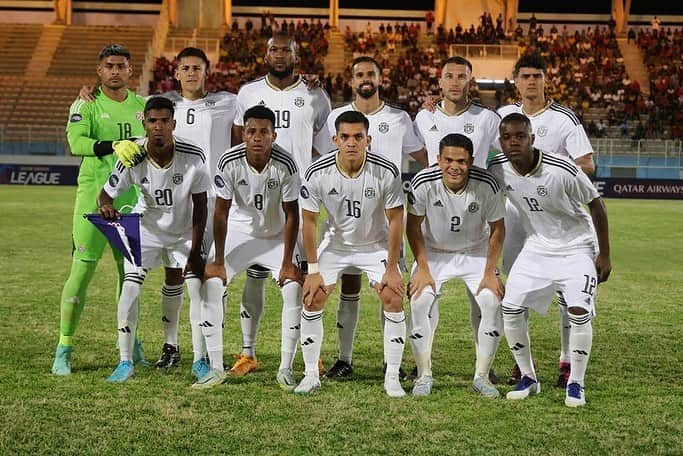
[
  {"xmin": 228, "ymin": 31, "xmax": 333, "ymax": 376},
  {"xmin": 155, "ymin": 47, "xmax": 238, "ymax": 377},
  {"xmin": 407, "ymin": 133, "xmax": 505, "ymax": 397},
  {"xmin": 489, "ymin": 113, "xmax": 610, "ymax": 407},
  {"xmin": 52, "ymin": 44, "xmax": 147, "ymax": 375},
  {"xmin": 498, "ymin": 54, "xmax": 596, "ymax": 387},
  {"xmin": 295, "ymin": 111, "xmax": 407, "ymax": 397},
  {"xmin": 324, "ymin": 56, "xmax": 426, "ymax": 379},
  {"xmin": 202, "ymin": 105, "xmax": 302, "ymax": 389},
  {"xmin": 97, "ymin": 97, "xmax": 209, "ymax": 383}
]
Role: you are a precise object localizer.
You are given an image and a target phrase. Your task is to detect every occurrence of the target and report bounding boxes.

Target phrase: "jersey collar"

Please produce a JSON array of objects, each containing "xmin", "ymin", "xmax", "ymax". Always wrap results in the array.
[
  {"xmin": 143, "ymin": 138, "xmax": 175, "ymax": 169},
  {"xmin": 441, "ymin": 176, "xmax": 468, "ymax": 195},
  {"xmin": 437, "ymin": 99, "xmax": 471, "ymax": 117},
  {"xmin": 265, "ymin": 74, "xmax": 303, "ymax": 92},
  {"xmin": 335, "ymin": 149, "xmax": 367, "ymax": 179},
  {"xmin": 351, "ymin": 100, "xmax": 385, "ymax": 116},
  {"xmin": 520, "ymin": 99, "xmax": 553, "ymax": 117},
  {"xmin": 512, "ymin": 149, "xmax": 543, "ymax": 177}
]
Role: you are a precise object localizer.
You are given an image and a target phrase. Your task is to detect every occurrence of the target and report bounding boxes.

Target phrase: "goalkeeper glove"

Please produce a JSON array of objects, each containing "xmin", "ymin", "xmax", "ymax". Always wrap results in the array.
[{"xmin": 113, "ymin": 140, "xmax": 145, "ymax": 168}]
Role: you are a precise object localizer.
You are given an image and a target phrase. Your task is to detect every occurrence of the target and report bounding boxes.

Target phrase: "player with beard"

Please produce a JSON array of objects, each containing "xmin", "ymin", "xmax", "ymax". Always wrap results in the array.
[
  {"xmin": 323, "ymin": 56, "xmax": 426, "ymax": 380},
  {"xmin": 228, "ymin": 31, "xmax": 333, "ymax": 377}
]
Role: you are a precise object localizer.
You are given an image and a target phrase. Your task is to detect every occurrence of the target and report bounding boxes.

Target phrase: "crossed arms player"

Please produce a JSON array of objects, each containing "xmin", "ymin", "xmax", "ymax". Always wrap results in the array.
[
  {"xmin": 295, "ymin": 111, "xmax": 407, "ymax": 397},
  {"xmin": 98, "ymin": 96, "xmax": 209, "ymax": 383},
  {"xmin": 407, "ymin": 133, "xmax": 505, "ymax": 397},
  {"xmin": 489, "ymin": 113, "xmax": 611, "ymax": 407}
]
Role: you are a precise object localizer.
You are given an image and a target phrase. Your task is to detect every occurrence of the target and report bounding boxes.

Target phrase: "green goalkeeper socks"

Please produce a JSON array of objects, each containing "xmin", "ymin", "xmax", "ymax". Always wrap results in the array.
[{"xmin": 58, "ymin": 259, "xmax": 98, "ymax": 346}]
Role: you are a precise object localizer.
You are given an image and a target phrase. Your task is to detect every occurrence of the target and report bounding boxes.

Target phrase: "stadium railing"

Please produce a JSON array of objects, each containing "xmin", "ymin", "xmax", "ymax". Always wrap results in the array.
[
  {"xmin": 592, "ymin": 138, "xmax": 683, "ymax": 179},
  {"xmin": 449, "ymin": 44, "xmax": 521, "ymax": 59}
]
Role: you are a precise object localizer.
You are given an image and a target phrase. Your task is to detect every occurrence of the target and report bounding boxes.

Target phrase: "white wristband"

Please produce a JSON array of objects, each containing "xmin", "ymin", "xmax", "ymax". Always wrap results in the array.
[{"xmin": 307, "ymin": 262, "xmax": 320, "ymax": 274}]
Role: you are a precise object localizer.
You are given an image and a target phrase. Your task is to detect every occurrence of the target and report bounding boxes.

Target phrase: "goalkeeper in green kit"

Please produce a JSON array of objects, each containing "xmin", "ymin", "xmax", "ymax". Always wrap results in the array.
[{"xmin": 52, "ymin": 44, "xmax": 149, "ymax": 375}]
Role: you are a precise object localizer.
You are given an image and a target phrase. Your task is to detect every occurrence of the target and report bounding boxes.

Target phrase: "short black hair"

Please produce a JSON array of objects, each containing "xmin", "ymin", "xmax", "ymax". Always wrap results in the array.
[
  {"xmin": 442, "ymin": 56, "xmax": 473, "ymax": 72},
  {"xmin": 144, "ymin": 96, "xmax": 174, "ymax": 116},
  {"xmin": 500, "ymin": 112, "xmax": 532, "ymax": 131},
  {"xmin": 98, "ymin": 44, "xmax": 131, "ymax": 61},
  {"xmin": 267, "ymin": 31, "xmax": 297, "ymax": 53},
  {"xmin": 334, "ymin": 111, "xmax": 369, "ymax": 133},
  {"xmin": 439, "ymin": 133, "xmax": 474, "ymax": 158},
  {"xmin": 351, "ymin": 56, "xmax": 381, "ymax": 74},
  {"xmin": 513, "ymin": 53, "xmax": 547, "ymax": 76},
  {"xmin": 243, "ymin": 105, "xmax": 276, "ymax": 128},
  {"xmin": 176, "ymin": 47, "xmax": 210, "ymax": 68}
]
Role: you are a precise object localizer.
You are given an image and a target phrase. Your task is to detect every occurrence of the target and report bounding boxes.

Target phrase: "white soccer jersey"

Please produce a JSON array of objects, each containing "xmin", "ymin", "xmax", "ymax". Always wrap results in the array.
[
  {"xmin": 214, "ymin": 143, "xmax": 300, "ymax": 238},
  {"xmin": 234, "ymin": 75, "xmax": 333, "ymax": 175},
  {"xmin": 327, "ymin": 102, "xmax": 423, "ymax": 169},
  {"xmin": 104, "ymin": 137, "xmax": 210, "ymax": 236},
  {"xmin": 497, "ymin": 101, "xmax": 593, "ymax": 159},
  {"xmin": 408, "ymin": 166, "xmax": 504, "ymax": 252},
  {"xmin": 487, "ymin": 151, "xmax": 599, "ymax": 256},
  {"xmin": 414, "ymin": 101, "xmax": 500, "ymax": 168},
  {"xmin": 162, "ymin": 91, "xmax": 237, "ymax": 181},
  {"xmin": 301, "ymin": 151, "xmax": 404, "ymax": 252}
]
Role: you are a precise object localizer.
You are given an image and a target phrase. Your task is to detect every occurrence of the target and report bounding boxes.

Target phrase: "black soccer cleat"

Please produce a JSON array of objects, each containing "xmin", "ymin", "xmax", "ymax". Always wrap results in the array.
[
  {"xmin": 155, "ymin": 343, "xmax": 181, "ymax": 369},
  {"xmin": 324, "ymin": 359, "xmax": 353, "ymax": 379}
]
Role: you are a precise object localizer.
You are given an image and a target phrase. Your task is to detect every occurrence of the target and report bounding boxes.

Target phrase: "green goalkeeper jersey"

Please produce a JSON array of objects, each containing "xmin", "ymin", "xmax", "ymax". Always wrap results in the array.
[{"xmin": 66, "ymin": 89, "xmax": 146, "ymax": 185}]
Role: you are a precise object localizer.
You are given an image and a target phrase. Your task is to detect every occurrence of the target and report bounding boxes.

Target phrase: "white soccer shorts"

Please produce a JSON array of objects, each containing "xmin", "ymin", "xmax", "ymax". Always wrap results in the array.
[
  {"xmin": 411, "ymin": 246, "xmax": 489, "ymax": 295},
  {"xmin": 502, "ymin": 199, "xmax": 527, "ymax": 275},
  {"xmin": 503, "ymin": 250, "xmax": 598, "ymax": 315},
  {"xmin": 317, "ymin": 244, "xmax": 395, "ymax": 286},
  {"xmin": 126, "ymin": 225, "xmax": 192, "ymax": 271}
]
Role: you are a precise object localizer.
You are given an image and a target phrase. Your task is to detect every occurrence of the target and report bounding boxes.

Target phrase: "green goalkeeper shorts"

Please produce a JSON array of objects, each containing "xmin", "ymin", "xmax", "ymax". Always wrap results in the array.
[{"xmin": 71, "ymin": 172, "xmax": 138, "ymax": 262}]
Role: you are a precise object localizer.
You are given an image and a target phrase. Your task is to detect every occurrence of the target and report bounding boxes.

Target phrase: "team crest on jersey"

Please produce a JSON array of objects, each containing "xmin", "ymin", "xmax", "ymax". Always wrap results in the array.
[
  {"xmin": 136, "ymin": 112, "xmax": 144, "ymax": 121},
  {"xmin": 108, "ymin": 174, "xmax": 119, "ymax": 187},
  {"xmin": 300, "ymin": 185, "xmax": 310, "ymax": 199},
  {"xmin": 537, "ymin": 185, "xmax": 548, "ymax": 196},
  {"xmin": 294, "ymin": 97, "xmax": 305, "ymax": 108},
  {"xmin": 364, "ymin": 187, "xmax": 376, "ymax": 198},
  {"xmin": 536, "ymin": 126, "xmax": 548, "ymax": 137},
  {"xmin": 468, "ymin": 202, "xmax": 480, "ymax": 213},
  {"xmin": 214, "ymin": 175, "xmax": 225, "ymax": 188},
  {"xmin": 173, "ymin": 173, "xmax": 183, "ymax": 185},
  {"xmin": 463, "ymin": 123, "xmax": 475, "ymax": 134},
  {"xmin": 378, "ymin": 122, "xmax": 390, "ymax": 134},
  {"xmin": 70, "ymin": 113, "xmax": 82, "ymax": 123},
  {"xmin": 267, "ymin": 178, "xmax": 279, "ymax": 190}
]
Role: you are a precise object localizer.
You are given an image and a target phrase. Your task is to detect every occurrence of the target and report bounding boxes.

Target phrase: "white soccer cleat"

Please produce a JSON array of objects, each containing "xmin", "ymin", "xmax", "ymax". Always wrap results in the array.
[
  {"xmin": 506, "ymin": 375, "xmax": 540, "ymax": 400},
  {"xmin": 191, "ymin": 368, "xmax": 228, "ymax": 389},
  {"xmin": 473, "ymin": 375, "xmax": 500, "ymax": 398},
  {"xmin": 565, "ymin": 382, "xmax": 586, "ymax": 407},
  {"xmin": 294, "ymin": 375, "xmax": 321, "ymax": 395},
  {"xmin": 411, "ymin": 375, "xmax": 434, "ymax": 397},
  {"xmin": 384, "ymin": 374, "xmax": 406, "ymax": 398},
  {"xmin": 276, "ymin": 368, "xmax": 297, "ymax": 392}
]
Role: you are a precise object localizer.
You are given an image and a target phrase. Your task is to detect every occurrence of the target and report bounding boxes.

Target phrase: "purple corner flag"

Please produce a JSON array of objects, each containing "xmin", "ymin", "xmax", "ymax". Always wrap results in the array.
[{"xmin": 85, "ymin": 213, "xmax": 142, "ymax": 268}]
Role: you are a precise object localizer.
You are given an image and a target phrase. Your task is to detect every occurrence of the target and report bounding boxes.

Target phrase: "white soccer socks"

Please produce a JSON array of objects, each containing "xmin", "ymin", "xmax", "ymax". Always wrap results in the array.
[
  {"xmin": 558, "ymin": 293, "xmax": 572, "ymax": 364},
  {"xmin": 409, "ymin": 290, "xmax": 436, "ymax": 378},
  {"xmin": 118, "ymin": 272, "xmax": 145, "ymax": 361},
  {"xmin": 186, "ymin": 276, "xmax": 206, "ymax": 363},
  {"xmin": 568, "ymin": 312, "xmax": 593, "ymax": 387},
  {"xmin": 201, "ymin": 277, "xmax": 226, "ymax": 371},
  {"xmin": 279, "ymin": 280, "xmax": 302, "ymax": 371},
  {"xmin": 475, "ymin": 289, "xmax": 502, "ymax": 379},
  {"xmin": 383, "ymin": 310, "xmax": 407, "ymax": 376},
  {"xmin": 336, "ymin": 292, "xmax": 360, "ymax": 364},
  {"xmin": 239, "ymin": 272, "xmax": 267, "ymax": 358},
  {"xmin": 300, "ymin": 309, "xmax": 324, "ymax": 379},
  {"xmin": 160, "ymin": 283, "xmax": 183, "ymax": 347},
  {"xmin": 502, "ymin": 306, "xmax": 536, "ymax": 380}
]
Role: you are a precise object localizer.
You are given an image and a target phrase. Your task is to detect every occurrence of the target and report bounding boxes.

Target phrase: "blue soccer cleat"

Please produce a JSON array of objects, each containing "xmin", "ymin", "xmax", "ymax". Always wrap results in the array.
[
  {"xmin": 565, "ymin": 382, "xmax": 586, "ymax": 407},
  {"xmin": 191, "ymin": 357, "xmax": 211, "ymax": 379},
  {"xmin": 133, "ymin": 338, "xmax": 151, "ymax": 368},
  {"xmin": 107, "ymin": 360, "xmax": 135, "ymax": 383},
  {"xmin": 506, "ymin": 375, "xmax": 540, "ymax": 400},
  {"xmin": 51, "ymin": 345, "xmax": 73, "ymax": 376}
]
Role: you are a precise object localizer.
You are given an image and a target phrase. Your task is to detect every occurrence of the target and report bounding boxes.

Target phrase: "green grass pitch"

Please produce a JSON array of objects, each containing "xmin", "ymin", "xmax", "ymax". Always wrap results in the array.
[{"xmin": 0, "ymin": 185, "xmax": 681, "ymax": 454}]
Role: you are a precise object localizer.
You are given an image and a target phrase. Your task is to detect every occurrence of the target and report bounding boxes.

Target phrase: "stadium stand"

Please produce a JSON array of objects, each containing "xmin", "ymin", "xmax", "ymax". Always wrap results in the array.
[{"xmin": 0, "ymin": 24, "xmax": 43, "ymax": 74}]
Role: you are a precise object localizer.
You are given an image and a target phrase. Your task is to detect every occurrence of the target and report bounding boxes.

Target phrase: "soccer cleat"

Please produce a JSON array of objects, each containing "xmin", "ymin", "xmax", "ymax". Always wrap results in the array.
[
  {"xmin": 155, "ymin": 343, "xmax": 181, "ymax": 369},
  {"xmin": 565, "ymin": 382, "xmax": 586, "ymax": 407},
  {"xmin": 133, "ymin": 338, "xmax": 151, "ymax": 368},
  {"xmin": 556, "ymin": 361, "xmax": 571, "ymax": 388},
  {"xmin": 107, "ymin": 360, "xmax": 134, "ymax": 383},
  {"xmin": 384, "ymin": 375, "xmax": 407, "ymax": 398},
  {"xmin": 294, "ymin": 375, "xmax": 321, "ymax": 394},
  {"xmin": 276, "ymin": 368, "xmax": 297, "ymax": 392},
  {"xmin": 506, "ymin": 375, "xmax": 540, "ymax": 400},
  {"xmin": 191, "ymin": 357, "xmax": 210, "ymax": 379},
  {"xmin": 488, "ymin": 368, "xmax": 501, "ymax": 385},
  {"xmin": 405, "ymin": 365, "xmax": 419, "ymax": 382},
  {"xmin": 507, "ymin": 363, "xmax": 522, "ymax": 385},
  {"xmin": 324, "ymin": 359, "xmax": 353, "ymax": 379},
  {"xmin": 473, "ymin": 375, "xmax": 500, "ymax": 398},
  {"xmin": 191, "ymin": 368, "xmax": 228, "ymax": 389},
  {"xmin": 227, "ymin": 354, "xmax": 259, "ymax": 376},
  {"xmin": 411, "ymin": 375, "xmax": 434, "ymax": 397},
  {"xmin": 51, "ymin": 345, "xmax": 73, "ymax": 376}
]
